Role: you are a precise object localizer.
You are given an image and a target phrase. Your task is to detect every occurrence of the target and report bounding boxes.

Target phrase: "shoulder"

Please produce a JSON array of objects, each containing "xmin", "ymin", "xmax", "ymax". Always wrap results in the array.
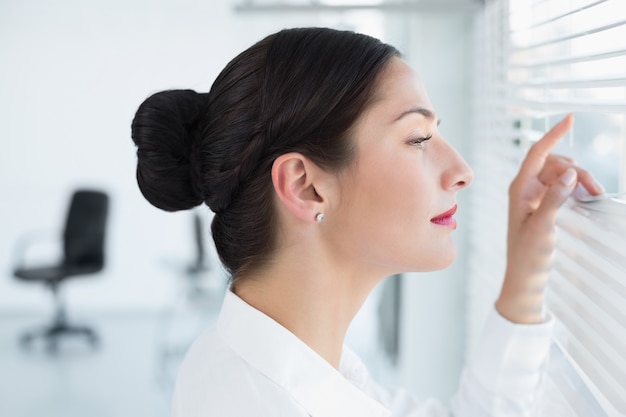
[{"xmin": 171, "ymin": 325, "xmax": 308, "ymax": 417}]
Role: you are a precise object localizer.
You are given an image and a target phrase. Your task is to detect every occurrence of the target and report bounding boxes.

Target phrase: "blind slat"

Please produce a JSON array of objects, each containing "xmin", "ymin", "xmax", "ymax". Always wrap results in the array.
[
  {"xmin": 548, "ymin": 291, "xmax": 626, "ymax": 387},
  {"xmin": 518, "ymin": 75, "xmax": 626, "ymax": 89},
  {"xmin": 509, "ymin": 0, "xmax": 608, "ymax": 32},
  {"xmin": 553, "ymin": 261, "xmax": 626, "ymax": 327},
  {"xmin": 509, "ymin": 47, "xmax": 626, "ymax": 68},
  {"xmin": 557, "ymin": 232, "xmax": 626, "ymax": 299},
  {"xmin": 512, "ymin": 19, "xmax": 626, "ymax": 50},
  {"xmin": 543, "ymin": 343, "xmax": 611, "ymax": 417},
  {"xmin": 552, "ymin": 321, "xmax": 626, "ymax": 414},
  {"xmin": 557, "ymin": 206, "xmax": 626, "ymax": 270},
  {"xmin": 508, "ymin": 98, "xmax": 626, "ymax": 115},
  {"xmin": 549, "ymin": 274, "xmax": 626, "ymax": 350},
  {"xmin": 548, "ymin": 279, "xmax": 626, "ymax": 355}
]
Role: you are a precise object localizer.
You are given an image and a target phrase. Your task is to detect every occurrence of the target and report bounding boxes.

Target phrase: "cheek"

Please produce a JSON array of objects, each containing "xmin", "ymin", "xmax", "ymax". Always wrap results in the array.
[
  {"xmin": 356, "ymin": 163, "xmax": 432, "ymax": 233},
  {"xmin": 334, "ymin": 141, "xmax": 459, "ymax": 272},
  {"xmin": 363, "ymin": 162, "xmax": 458, "ymax": 271},
  {"xmin": 351, "ymin": 146, "xmax": 431, "ymax": 222},
  {"xmin": 372, "ymin": 160, "xmax": 432, "ymax": 218},
  {"xmin": 357, "ymin": 157, "xmax": 423, "ymax": 215}
]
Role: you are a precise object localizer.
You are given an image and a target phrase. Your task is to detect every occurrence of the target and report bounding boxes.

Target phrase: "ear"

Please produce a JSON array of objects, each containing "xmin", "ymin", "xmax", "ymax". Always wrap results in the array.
[{"xmin": 271, "ymin": 153, "xmax": 327, "ymax": 223}]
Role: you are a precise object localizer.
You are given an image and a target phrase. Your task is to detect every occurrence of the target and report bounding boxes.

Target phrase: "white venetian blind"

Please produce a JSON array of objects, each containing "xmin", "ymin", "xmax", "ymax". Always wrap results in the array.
[{"xmin": 468, "ymin": 1, "xmax": 626, "ymax": 416}]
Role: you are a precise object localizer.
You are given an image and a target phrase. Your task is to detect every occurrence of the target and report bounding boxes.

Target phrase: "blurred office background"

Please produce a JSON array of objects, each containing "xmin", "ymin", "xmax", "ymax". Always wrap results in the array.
[{"xmin": 2, "ymin": 0, "xmax": 625, "ymax": 416}]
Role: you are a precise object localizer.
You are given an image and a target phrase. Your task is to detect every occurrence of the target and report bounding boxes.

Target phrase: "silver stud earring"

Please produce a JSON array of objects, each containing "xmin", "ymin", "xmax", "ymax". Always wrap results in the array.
[{"xmin": 315, "ymin": 213, "xmax": 325, "ymax": 223}]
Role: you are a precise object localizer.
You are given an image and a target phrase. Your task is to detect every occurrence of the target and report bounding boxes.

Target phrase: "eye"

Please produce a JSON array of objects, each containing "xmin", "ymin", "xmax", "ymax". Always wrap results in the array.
[{"xmin": 407, "ymin": 134, "xmax": 433, "ymax": 149}]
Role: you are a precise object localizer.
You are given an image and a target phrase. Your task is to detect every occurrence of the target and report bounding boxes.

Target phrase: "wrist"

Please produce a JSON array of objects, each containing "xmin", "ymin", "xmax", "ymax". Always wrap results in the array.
[
  {"xmin": 496, "ymin": 271, "xmax": 547, "ymax": 324},
  {"xmin": 495, "ymin": 296, "xmax": 545, "ymax": 324}
]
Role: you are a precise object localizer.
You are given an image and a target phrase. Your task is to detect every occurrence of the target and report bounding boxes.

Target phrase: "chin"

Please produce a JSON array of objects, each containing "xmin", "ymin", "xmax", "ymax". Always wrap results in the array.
[
  {"xmin": 389, "ymin": 240, "xmax": 458, "ymax": 274},
  {"xmin": 418, "ymin": 245, "xmax": 458, "ymax": 271}
]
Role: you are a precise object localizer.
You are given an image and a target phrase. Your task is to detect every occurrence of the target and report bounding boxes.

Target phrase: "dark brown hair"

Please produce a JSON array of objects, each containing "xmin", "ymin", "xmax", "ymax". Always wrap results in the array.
[{"xmin": 131, "ymin": 27, "xmax": 400, "ymax": 280}]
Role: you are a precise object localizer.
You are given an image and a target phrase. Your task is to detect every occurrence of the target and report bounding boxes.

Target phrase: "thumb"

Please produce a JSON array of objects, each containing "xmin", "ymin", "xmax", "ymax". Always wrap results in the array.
[{"xmin": 532, "ymin": 168, "xmax": 577, "ymax": 228}]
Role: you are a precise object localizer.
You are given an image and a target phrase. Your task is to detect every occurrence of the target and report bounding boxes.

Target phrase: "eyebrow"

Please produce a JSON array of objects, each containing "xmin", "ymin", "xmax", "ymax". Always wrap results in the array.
[{"xmin": 393, "ymin": 106, "xmax": 441, "ymax": 126}]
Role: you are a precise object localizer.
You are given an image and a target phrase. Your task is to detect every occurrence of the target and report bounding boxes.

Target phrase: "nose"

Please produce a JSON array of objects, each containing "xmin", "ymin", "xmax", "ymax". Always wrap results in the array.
[{"xmin": 440, "ymin": 140, "xmax": 474, "ymax": 191}]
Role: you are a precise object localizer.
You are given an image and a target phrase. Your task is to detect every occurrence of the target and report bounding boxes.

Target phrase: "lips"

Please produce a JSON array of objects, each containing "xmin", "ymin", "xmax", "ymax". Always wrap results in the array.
[{"xmin": 430, "ymin": 204, "xmax": 458, "ymax": 228}]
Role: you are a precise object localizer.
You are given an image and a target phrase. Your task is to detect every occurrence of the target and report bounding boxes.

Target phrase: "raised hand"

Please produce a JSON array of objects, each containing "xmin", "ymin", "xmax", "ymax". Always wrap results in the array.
[{"xmin": 495, "ymin": 114, "xmax": 604, "ymax": 324}]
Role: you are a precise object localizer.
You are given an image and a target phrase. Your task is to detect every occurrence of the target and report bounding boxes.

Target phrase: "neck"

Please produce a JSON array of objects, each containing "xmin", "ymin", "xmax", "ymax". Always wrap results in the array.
[{"xmin": 234, "ymin": 244, "xmax": 383, "ymax": 369}]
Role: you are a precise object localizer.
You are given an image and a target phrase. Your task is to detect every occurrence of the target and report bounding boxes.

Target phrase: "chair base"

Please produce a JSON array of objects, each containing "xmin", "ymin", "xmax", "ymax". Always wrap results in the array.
[{"xmin": 20, "ymin": 321, "xmax": 98, "ymax": 353}]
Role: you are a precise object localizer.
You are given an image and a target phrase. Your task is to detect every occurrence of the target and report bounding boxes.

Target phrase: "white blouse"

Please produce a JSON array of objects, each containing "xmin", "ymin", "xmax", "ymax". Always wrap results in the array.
[{"xmin": 172, "ymin": 289, "xmax": 554, "ymax": 417}]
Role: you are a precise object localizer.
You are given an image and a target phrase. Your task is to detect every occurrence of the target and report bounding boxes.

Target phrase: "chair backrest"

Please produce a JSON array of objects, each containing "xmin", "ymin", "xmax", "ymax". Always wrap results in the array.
[
  {"xmin": 192, "ymin": 212, "xmax": 206, "ymax": 269},
  {"xmin": 63, "ymin": 190, "xmax": 109, "ymax": 272}
]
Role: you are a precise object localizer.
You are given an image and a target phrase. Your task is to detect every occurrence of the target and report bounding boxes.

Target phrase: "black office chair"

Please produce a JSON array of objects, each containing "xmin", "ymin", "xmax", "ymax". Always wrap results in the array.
[
  {"xmin": 13, "ymin": 189, "xmax": 109, "ymax": 352},
  {"xmin": 186, "ymin": 212, "xmax": 210, "ymax": 276}
]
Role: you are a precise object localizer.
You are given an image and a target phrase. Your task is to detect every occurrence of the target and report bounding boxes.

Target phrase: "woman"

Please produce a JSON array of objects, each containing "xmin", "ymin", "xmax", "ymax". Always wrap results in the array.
[{"xmin": 131, "ymin": 28, "xmax": 603, "ymax": 416}]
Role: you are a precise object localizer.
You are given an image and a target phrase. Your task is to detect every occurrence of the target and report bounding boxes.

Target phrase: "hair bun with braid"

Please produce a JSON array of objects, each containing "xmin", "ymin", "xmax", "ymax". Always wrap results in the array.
[
  {"xmin": 130, "ymin": 28, "xmax": 399, "ymax": 277},
  {"xmin": 131, "ymin": 89, "xmax": 208, "ymax": 212}
]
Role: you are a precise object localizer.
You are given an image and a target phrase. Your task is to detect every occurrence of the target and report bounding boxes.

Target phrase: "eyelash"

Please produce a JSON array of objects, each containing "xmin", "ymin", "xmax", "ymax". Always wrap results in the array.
[{"xmin": 407, "ymin": 134, "xmax": 433, "ymax": 149}]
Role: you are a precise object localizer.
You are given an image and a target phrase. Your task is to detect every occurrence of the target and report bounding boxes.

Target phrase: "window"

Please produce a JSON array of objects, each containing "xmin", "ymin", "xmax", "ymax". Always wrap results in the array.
[{"xmin": 468, "ymin": 1, "xmax": 626, "ymax": 416}]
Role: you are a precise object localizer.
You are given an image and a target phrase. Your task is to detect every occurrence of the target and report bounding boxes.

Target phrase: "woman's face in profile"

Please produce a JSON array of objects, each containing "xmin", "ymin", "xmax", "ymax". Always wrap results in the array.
[{"xmin": 327, "ymin": 57, "xmax": 474, "ymax": 276}]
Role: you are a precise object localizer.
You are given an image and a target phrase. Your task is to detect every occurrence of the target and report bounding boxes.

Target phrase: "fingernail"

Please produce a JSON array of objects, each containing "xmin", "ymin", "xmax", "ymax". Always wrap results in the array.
[
  {"xmin": 560, "ymin": 113, "xmax": 574, "ymax": 125},
  {"xmin": 593, "ymin": 179, "xmax": 606, "ymax": 194},
  {"xmin": 560, "ymin": 168, "xmax": 577, "ymax": 187}
]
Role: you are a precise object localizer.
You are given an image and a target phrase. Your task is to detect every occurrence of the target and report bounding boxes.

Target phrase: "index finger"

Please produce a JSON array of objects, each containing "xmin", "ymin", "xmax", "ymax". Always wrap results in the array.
[{"xmin": 518, "ymin": 114, "xmax": 574, "ymax": 179}]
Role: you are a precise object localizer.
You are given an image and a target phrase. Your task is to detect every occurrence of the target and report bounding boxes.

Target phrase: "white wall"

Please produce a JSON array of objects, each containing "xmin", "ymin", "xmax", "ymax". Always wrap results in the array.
[
  {"xmin": 0, "ymin": 0, "xmax": 319, "ymax": 312},
  {"xmin": 0, "ymin": 0, "xmax": 474, "ymax": 405}
]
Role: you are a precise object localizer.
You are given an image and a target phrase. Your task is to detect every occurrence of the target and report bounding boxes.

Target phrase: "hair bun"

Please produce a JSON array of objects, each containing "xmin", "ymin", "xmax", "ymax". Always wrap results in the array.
[{"xmin": 131, "ymin": 89, "xmax": 208, "ymax": 212}]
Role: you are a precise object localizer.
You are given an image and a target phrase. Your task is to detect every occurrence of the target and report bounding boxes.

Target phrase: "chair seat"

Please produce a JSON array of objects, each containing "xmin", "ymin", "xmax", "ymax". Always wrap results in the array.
[
  {"xmin": 14, "ymin": 264, "xmax": 102, "ymax": 283},
  {"xmin": 14, "ymin": 265, "xmax": 67, "ymax": 282}
]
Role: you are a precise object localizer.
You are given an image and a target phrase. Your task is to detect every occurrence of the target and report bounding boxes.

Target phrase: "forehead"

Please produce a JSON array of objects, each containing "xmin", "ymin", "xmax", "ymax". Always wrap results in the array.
[{"xmin": 367, "ymin": 57, "xmax": 434, "ymax": 120}]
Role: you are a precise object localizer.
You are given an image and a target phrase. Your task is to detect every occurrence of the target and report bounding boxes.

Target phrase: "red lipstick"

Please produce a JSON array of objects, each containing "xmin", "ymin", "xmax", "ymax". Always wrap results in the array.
[{"xmin": 431, "ymin": 204, "xmax": 458, "ymax": 229}]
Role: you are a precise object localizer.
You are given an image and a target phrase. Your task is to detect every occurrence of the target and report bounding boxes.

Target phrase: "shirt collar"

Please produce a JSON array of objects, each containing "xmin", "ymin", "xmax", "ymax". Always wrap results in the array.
[{"xmin": 217, "ymin": 289, "xmax": 391, "ymax": 417}]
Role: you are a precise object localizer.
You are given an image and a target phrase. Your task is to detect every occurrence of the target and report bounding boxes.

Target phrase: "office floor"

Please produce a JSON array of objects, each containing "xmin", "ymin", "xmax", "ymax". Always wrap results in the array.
[
  {"xmin": 0, "ymin": 282, "xmax": 393, "ymax": 417},
  {"xmin": 0, "ymin": 290, "xmax": 222, "ymax": 417}
]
